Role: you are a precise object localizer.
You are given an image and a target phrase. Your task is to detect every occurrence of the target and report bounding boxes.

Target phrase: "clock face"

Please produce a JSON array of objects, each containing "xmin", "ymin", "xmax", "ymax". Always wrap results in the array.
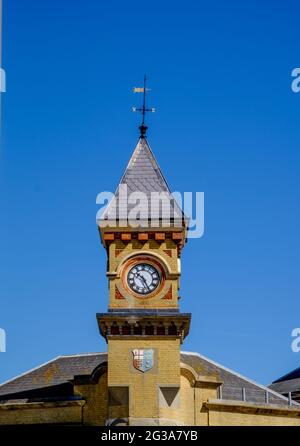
[{"xmin": 127, "ymin": 263, "xmax": 160, "ymax": 295}]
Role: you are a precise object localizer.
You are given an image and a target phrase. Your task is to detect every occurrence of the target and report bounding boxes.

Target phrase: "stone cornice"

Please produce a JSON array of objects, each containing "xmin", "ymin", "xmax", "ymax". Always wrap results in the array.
[
  {"xmin": 0, "ymin": 400, "xmax": 85, "ymax": 411},
  {"xmin": 204, "ymin": 398, "xmax": 300, "ymax": 417}
]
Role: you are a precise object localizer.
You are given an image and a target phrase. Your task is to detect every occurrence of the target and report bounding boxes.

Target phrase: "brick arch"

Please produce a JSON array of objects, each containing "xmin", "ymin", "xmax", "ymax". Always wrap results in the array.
[
  {"xmin": 180, "ymin": 362, "xmax": 198, "ymax": 387},
  {"xmin": 90, "ymin": 362, "xmax": 108, "ymax": 383},
  {"xmin": 115, "ymin": 251, "xmax": 172, "ymax": 277}
]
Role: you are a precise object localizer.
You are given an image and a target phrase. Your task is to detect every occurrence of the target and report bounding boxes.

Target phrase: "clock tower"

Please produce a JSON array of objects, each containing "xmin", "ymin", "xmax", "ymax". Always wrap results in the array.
[{"xmin": 97, "ymin": 88, "xmax": 191, "ymax": 426}]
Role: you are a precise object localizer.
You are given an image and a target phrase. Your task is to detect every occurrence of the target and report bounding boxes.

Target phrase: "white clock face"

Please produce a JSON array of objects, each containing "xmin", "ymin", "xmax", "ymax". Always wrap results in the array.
[{"xmin": 127, "ymin": 263, "xmax": 160, "ymax": 295}]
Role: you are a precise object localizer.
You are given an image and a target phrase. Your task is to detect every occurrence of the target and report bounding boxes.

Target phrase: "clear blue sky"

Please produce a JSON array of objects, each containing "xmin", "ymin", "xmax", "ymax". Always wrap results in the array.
[{"xmin": 0, "ymin": 0, "xmax": 300, "ymax": 386}]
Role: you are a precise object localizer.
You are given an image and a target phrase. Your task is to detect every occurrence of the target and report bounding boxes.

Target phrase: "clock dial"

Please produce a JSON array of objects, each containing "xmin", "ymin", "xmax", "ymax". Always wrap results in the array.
[{"xmin": 127, "ymin": 263, "xmax": 160, "ymax": 295}]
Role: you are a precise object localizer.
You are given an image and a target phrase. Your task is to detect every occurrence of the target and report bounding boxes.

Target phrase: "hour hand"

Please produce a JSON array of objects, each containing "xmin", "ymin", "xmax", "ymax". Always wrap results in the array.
[{"xmin": 137, "ymin": 273, "xmax": 149, "ymax": 290}]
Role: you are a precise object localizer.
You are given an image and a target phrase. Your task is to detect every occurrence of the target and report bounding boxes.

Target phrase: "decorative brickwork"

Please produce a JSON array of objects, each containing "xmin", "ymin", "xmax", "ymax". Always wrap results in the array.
[
  {"xmin": 162, "ymin": 285, "xmax": 172, "ymax": 300},
  {"xmin": 115, "ymin": 286, "xmax": 125, "ymax": 300}
]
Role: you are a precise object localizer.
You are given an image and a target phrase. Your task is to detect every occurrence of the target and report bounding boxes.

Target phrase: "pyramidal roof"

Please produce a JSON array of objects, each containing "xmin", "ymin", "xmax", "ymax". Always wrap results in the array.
[
  {"xmin": 120, "ymin": 137, "xmax": 172, "ymax": 195},
  {"xmin": 100, "ymin": 137, "xmax": 185, "ymax": 225}
]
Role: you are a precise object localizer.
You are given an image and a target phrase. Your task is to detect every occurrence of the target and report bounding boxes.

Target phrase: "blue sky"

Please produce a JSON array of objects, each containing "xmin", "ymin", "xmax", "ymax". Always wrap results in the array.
[{"xmin": 0, "ymin": 0, "xmax": 300, "ymax": 385}]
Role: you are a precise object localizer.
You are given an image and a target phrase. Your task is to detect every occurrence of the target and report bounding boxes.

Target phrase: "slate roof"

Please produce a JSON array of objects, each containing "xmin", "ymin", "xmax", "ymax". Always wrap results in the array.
[
  {"xmin": 269, "ymin": 378, "xmax": 300, "ymax": 396},
  {"xmin": 100, "ymin": 137, "xmax": 185, "ymax": 224},
  {"xmin": 0, "ymin": 353, "xmax": 106, "ymax": 399},
  {"xmin": 269, "ymin": 367, "xmax": 300, "ymax": 400},
  {"xmin": 181, "ymin": 352, "xmax": 299, "ymax": 407},
  {"xmin": 0, "ymin": 351, "xmax": 297, "ymax": 407},
  {"xmin": 272, "ymin": 366, "xmax": 300, "ymax": 384}
]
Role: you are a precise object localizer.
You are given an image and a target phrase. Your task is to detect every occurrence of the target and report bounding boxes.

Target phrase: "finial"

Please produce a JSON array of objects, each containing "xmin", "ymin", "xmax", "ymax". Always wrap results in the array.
[{"xmin": 132, "ymin": 74, "xmax": 155, "ymax": 138}]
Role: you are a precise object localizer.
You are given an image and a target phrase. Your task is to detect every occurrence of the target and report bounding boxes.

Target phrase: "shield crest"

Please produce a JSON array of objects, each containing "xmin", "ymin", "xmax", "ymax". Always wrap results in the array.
[{"xmin": 132, "ymin": 349, "xmax": 154, "ymax": 372}]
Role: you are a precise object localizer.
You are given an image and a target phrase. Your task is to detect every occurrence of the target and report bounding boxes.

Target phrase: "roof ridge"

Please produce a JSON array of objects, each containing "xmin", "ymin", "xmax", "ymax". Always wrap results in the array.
[
  {"xmin": 59, "ymin": 352, "xmax": 105, "ymax": 358},
  {"xmin": 181, "ymin": 351, "xmax": 300, "ymax": 406}
]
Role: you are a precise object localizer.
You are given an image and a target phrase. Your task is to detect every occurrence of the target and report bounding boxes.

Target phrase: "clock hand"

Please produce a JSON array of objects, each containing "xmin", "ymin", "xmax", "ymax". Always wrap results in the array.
[{"xmin": 136, "ymin": 273, "xmax": 150, "ymax": 291}]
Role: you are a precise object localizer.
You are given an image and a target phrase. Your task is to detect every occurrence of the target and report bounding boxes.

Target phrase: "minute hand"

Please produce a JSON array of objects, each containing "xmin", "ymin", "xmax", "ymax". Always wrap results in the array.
[{"xmin": 137, "ymin": 273, "xmax": 150, "ymax": 291}]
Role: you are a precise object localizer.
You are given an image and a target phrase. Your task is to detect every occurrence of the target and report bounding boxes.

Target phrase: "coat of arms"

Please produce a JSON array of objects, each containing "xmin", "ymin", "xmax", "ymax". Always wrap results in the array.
[{"xmin": 132, "ymin": 349, "xmax": 154, "ymax": 372}]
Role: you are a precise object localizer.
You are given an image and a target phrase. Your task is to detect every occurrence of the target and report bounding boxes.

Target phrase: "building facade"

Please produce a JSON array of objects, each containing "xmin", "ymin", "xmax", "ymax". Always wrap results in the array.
[{"xmin": 0, "ymin": 133, "xmax": 300, "ymax": 426}]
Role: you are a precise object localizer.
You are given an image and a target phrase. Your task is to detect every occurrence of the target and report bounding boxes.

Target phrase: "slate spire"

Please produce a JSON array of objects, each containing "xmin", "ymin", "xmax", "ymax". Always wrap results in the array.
[{"xmin": 100, "ymin": 137, "xmax": 185, "ymax": 225}]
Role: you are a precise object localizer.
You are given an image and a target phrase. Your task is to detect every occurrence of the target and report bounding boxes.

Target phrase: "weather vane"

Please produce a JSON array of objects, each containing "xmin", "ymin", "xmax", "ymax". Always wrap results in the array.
[{"xmin": 132, "ymin": 74, "xmax": 155, "ymax": 138}]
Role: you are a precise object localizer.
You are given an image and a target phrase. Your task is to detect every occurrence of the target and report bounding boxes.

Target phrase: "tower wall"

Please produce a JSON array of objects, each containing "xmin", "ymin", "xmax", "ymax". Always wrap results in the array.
[{"xmin": 107, "ymin": 338, "xmax": 181, "ymax": 426}]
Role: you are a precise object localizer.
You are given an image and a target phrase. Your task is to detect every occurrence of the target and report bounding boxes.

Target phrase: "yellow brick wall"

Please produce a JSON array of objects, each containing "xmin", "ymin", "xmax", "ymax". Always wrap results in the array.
[
  {"xmin": 0, "ymin": 403, "xmax": 83, "ymax": 425},
  {"xmin": 2, "ymin": 368, "xmax": 300, "ymax": 426},
  {"xmin": 179, "ymin": 375, "xmax": 195, "ymax": 426},
  {"xmin": 195, "ymin": 387, "xmax": 218, "ymax": 425},
  {"xmin": 74, "ymin": 372, "xmax": 108, "ymax": 425},
  {"xmin": 108, "ymin": 239, "xmax": 180, "ymax": 309},
  {"xmin": 178, "ymin": 375, "xmax": 220, "ymax": 426},
  {"xmin": 109, "ymin": 239, "xmax": 178, "ymax": 273},
  {"xmin": 108, "ymin": 338, "xmax": 180, "ymax": 423},
  {"xmin": 208, "ymin": 410, "xmax": 300, "ymax": 426}
]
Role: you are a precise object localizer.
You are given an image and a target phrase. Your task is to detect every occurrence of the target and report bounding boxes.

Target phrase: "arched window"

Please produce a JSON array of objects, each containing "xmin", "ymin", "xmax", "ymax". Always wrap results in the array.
[
  {"xmin": 168, "ymin": 323, "xmax": 177, "ymax": 335},
  {"xmin": 122, "ymin": 325, "xmax": 131, "ymax": 335},
  {"xmin": 111, "ymin": 325, "xmax": 120, "ymax": 335},
  {"xmin": 145, "ymin": 325, "xmax": 154, "ymax": 335},
  {"xmin": 133, "ymin": 325, "xmax": 142, "ymax": 335},
  {"xmin": 157, "ymin": 325, "xmax": 165, "ymax": 335}
]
